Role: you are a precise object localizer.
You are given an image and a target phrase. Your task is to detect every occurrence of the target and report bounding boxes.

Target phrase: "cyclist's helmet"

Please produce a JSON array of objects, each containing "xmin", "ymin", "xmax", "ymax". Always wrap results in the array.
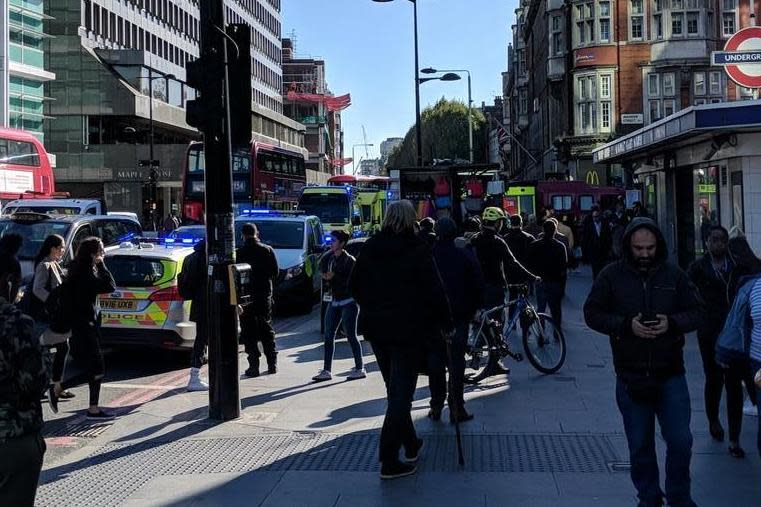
[{"xmin": 482, "ymin": 206, "xmax": 507, "ymax": 223}]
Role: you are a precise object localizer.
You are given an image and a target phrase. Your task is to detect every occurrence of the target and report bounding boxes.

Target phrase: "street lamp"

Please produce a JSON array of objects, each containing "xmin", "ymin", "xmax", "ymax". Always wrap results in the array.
[
  {"xmin": 372, "ymin": 0, "xmax": 423, "ymax": 167},
  {"xmin": 352, "ymin": 143, "xmax": 374, "ymax": 175},
  {"xmin": 422, "ymin": 67, "xmax": 473, "ymax": 162},
  {"xmin": 138, "ymin": 71, "xmax": 175, "ymax": 231}
]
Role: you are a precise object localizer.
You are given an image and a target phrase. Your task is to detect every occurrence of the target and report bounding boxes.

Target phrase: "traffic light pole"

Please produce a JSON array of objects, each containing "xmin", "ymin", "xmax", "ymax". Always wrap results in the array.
[{"xmin": 198, "ymin": 0, "xmax": 240, "ymax": 420}]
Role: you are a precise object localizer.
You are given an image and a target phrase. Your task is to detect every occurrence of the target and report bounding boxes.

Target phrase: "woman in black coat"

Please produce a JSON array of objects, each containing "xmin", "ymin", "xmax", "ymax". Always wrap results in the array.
[
  {"xmin": 61, "ymin": 237, "xmax": 116, "ymax": 420},
  {"xmin": 350, "ymin": 200, "xmax": 453, "ymax": 480}
]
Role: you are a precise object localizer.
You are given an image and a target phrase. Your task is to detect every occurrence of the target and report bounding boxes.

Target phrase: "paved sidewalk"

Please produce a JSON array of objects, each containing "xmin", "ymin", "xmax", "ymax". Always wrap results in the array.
[{"xmin": 36, "ymin": 268, "xmax": 761, "ymax": 506}]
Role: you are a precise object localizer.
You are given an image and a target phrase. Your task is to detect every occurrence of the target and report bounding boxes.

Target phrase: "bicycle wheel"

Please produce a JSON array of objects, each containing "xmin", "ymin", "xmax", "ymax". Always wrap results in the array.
[
  {"xmin": 522, "ymin": 313, "xmax": 566, "ymax": 374},
  {"xmin": 465, "ymin": 322, "xmax": 500, "ymax": 383}
]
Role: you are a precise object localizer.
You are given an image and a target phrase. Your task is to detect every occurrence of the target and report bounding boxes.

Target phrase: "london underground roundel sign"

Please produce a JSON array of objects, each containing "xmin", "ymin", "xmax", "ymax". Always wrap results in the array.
[{"xmin": 712, "ymin": 26, "xmax": 761, "ymax": 88}]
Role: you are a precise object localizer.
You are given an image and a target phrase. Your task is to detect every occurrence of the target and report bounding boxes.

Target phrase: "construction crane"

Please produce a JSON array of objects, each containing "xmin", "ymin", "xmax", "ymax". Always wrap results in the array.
[{"xmin": 362, "ymin": 125, "xmax": 370, "ymax": 158}]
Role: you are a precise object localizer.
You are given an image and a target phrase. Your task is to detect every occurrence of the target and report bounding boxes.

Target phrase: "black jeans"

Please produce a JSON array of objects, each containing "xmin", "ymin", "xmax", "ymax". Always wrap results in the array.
[
  {"xmin": 241, "ymin": 310, "xmax": 277, "ymax": 368},
  {"xmin": 0, "ymin": 431, "xmax": 45, "ymax": 507},
  {"xmin": 190, "ymin": 319, "xmax": 208, "ymax": 369},
  {"xmin": 427, "ymin": 337, "xmax": 446, "ymax": 410},
  {"xmin": 447, "ymin": 323, "xmax": 469, "ymax": 411},
  {"xmin": 697, "ymin": 328, "xmax": 745, "ymax": 442},
  {"xmin": 536, "ymin": 281, "xmax": 564, "ymax": 328},
  {"xmin": 370, "ymin": 340, "xmax": 421, "ymax": 464},
  {"xmin": 65, "ymin": 323, "xmax": 105, "ymax": 406},
  {"xmin": 51, "ymin": 341, "xmax": 68, "ymax": 384}
]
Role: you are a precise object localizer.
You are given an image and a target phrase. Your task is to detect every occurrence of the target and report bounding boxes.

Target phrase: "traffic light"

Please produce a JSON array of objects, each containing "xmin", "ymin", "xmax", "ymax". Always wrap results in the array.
[
  {"xmin": 226, "ymin": 24, "xmax": 252, "ymax": 147},
  {"xmin": 185, "ymin": 58, "xmax": 210, "ymax": 130}
]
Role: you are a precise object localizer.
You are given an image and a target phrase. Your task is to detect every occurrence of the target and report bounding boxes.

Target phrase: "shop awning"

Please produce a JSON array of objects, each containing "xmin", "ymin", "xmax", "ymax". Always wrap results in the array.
[{"xmin": 593, "ymin": 100, "xmax": 761, "ymax": 165}]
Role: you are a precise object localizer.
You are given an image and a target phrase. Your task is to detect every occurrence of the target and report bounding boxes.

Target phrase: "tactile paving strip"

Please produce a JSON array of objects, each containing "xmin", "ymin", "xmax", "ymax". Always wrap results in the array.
[{"xmin": 36, "ymin": 432, "xmax": 618, "ymax": 507}]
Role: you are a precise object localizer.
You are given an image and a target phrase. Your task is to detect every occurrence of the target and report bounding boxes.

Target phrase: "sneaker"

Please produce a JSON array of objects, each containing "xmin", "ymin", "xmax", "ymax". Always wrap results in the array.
[
  {"xmin": 380, "ymin": 461, "xmax": 417, "ymax": 480},
  {"xmin": 347, "ymin": 367, "xmax": 366, "ymax": 380},
  {"xmin": 48, "ymin": 387, "xmax": 59, "ymax": 414},
  {"xmin": 187, "ymin": 376, "xmax": 210, "ymax": 392},
  {"xmin": 267, "ymin": 364, "xmax": 278, "ymax": 375},
  {"xmin": 86, "ymin": 409, "xmax": 115, "ymax": 420},
  {"xmin": 312, "ymin": 370, "xmax": 332, "ymax": 382},
  {"xmin": 404, "ymin": 438, "xmax": 424, "ymax": 463},
  {"xmin": 244, "ymin": 367, "xmax": 260, "ymax": 378},
  {"xmin": 743, "ymin": 400, "xmax": 757, "ymax": 417}
]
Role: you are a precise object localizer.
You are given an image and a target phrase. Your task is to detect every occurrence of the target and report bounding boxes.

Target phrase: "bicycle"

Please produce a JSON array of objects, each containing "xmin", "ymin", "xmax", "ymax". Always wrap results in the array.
[{"xmin": 465, "ymin": 284, "xmax": 566, "ymax": 383}]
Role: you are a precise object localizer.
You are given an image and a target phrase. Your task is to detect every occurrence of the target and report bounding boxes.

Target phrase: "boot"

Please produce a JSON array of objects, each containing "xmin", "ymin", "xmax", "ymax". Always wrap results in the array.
[
  {"xmin": 245, "ymin": 357, "xmax": 260, "ymax": 377},
  {"xmin": 187, "ymin": 367, "xmax": 209, "ymax": 392}
]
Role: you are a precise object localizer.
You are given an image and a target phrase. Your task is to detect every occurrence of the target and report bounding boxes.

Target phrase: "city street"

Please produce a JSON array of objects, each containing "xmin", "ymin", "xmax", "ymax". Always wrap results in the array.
[{"xmin": 34, "ymin": 268, "xmax": 761, "ymax": 507}]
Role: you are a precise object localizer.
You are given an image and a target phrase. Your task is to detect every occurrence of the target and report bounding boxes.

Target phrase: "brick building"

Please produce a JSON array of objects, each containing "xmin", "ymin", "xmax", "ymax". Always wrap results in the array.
[{"xmin": 505, "ymin": 0, "xmax": 760, "ymax": 186}]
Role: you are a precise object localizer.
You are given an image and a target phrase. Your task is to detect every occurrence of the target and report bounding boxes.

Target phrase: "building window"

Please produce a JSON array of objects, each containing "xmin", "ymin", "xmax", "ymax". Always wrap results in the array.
[
  {"xmin": 648, "ymin": 73, "xmax": 659, "ymax": 97},
  {"xmin": 738, "ymin": 86, "xmax": 755, "ymax": 100},
  {"xmin": 575, "ymin": 73, "xmax": 613, "ymax": 134},
  {"xmin": 645, "ymin": 72, "xmax": 678, "ymax": 123},
  {"xmin": 599, "ymin": 1, "xmax": 611, "ymax": 42},
  {"xmin": 693, "ymin": 70, "xmax": 724, "ymax": 104},
  {"xmin": 687, "ymin": 12, "xmax": 699, "ymax": 34},
  {"xmin": 519, "ymin": 88, "xmax": 528, "ymax": 115},
  {"xmin": 551, "ymin": 15, "xmax": 564, "ymax": 55},
  {"xmin": 722, "ymin": 0, "xmax": 736, "ymax": 37},
  {"xmin": 517, "ymin": 49, "xmax": 526, "ymax": 76},
  {"xmin": 709, "ymin": 71, "xmax": 721, "ymax": 94},
  {"xmin": 630, "ymin": 0, "xmax": 644, "ymax": 40},
  {"xmin": 649, "ymin": 100, "xmax": 661, "ymax": 122},
  {"xmin": 663, "ymin": 99, "xmax": 676, "ymax": 117},
  {"xmin": 672, "ymin": 12, "xmax": 684, "ymax": 36},
  {"xmin": 662, "ymin": 72, "xmax": 675, "ymax": 96},
  {"xmin": 693, "ymin": 72, "xmax": 706, "ymax": 96}
]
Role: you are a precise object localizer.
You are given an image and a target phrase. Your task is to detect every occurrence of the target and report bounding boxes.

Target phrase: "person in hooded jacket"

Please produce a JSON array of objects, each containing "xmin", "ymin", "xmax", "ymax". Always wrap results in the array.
[
  {"xmin": 350, "ymin": 200, "xmax": 453, "ymax": 480},
  {"xmin": 584, "ymin": 217, "xmax": 703, "ymax": 507},
  {"xmin": 417, "ymin": 217, "xmax": 437, "ymax": 248},
  {"xmin": 432, "ymin": 217, "xmax": 484, "ymax": 423}
]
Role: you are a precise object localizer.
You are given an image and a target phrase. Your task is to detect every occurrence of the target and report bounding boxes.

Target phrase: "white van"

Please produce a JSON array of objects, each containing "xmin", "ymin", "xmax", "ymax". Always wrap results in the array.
[{"xmin": 2, "ymin": 198, "xmax": 104, "ymax": 216}]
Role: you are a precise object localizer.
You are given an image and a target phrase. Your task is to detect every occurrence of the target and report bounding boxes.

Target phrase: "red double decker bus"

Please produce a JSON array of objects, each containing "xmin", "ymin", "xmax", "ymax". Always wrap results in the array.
[
  {"xmin": 0, "ymin": 128, "xmax": 55, "ymax": 205},
  {"xmin": 182, "ymin": 141, "xmax": 306, "ymax": 222}
]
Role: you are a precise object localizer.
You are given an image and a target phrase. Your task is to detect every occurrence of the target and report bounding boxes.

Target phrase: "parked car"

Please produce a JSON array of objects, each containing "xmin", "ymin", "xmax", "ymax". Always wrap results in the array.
[
  {"xmin": 99, "ymin": 240, "xmax": 196, "ymax": 351},
  {"xmin": 0, "ymin": 212, "xmax": 142, "ymax": 278},
  {"xmin": 2, "ymin": 198, "xmax": 104, "ymax": 216},
  {"xmin": 235, "ymin": 210, "xmax": 327, "ymax": 313}
]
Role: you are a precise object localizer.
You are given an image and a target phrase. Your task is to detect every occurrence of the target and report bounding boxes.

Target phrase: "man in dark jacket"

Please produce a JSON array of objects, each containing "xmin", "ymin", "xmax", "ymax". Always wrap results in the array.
[
  {"xmin": 0, "ymin": 276, "xmax": 48, "ymax": 506},
  {"xmin": 581, "ymin": 206, "xmax": 612, "ymax": 278},
  {"xmin": 584, "ymin": 217, "xmax": 702, "ymax": 507},
  {"xmin": 433, "ymin": 217, "xmax": 484, "ymax": 423},
  {"xmin": 0, "ymin": 234, "xmax": 23, "ymax": 302},
  {"xmin": 687, "ymin": 225, "xmax": 746, "ymax": 456},
  {"xmin": 502, "ymin": 214, "xmax": 535, "ymax": 267},
  {"xmin": 236, "ymin": 223, "xmax": 279, "ymax": 377},
  {"xmin": 417, "ymin": 217, "xmax": 437, "ymax": 247},
  {"xmin": 528, "ymin": 220, "xmax": 568, "ymax": 329},
  {"xmin": 182, "ymin": 239, "xmax": 209, "ymax": 392},
  {"xmin": 350, "ymin": 200, "xmax": 453, "ymax": 480}
]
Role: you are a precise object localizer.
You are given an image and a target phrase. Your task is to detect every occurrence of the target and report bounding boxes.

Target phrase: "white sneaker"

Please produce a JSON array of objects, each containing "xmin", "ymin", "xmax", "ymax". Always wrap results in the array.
[
  {"xmin": 347, "ymin": 368, "xmax": 366, "ymax": 380},
  {"xmin": 743, "ymin": 399, "xmax": 757, "ymax": 417},
  {"xmin": 187, "ymin": 368, "xmax": 210, "ymax": 392},
  {"xmin": 312, "ymin": 370, "xmax": 332, "ymax": 382}
]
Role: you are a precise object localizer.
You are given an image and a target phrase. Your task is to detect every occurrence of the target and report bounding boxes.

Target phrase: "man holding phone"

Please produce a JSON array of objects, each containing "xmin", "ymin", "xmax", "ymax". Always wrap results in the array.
[{"xmin": 584, "ymin": 217, "xmax": 703, "ymax": 507}]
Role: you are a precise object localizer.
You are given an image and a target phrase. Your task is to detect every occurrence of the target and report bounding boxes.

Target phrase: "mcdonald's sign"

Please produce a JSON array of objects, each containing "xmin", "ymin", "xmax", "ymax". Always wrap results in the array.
[{"xmin": 586, "ymin": 170, "xmax": 600, "ymax": 186}]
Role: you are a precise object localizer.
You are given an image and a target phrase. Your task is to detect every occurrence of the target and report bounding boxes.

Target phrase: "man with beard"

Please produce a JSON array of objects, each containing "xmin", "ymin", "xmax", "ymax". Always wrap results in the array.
[{"xmin": 584, "ymin": 218, "xmax": 703, "ymax": 507}]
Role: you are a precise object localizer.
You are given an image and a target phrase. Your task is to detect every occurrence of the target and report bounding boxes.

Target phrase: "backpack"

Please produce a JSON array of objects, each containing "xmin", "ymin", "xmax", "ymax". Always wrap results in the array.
[
  {"xmin": 47, "ymin": 279, "xmax": 73, "ymax": 334},
  {"xmin": 715, "ymin": 274, "xmax": 761, "ymax": 367}
]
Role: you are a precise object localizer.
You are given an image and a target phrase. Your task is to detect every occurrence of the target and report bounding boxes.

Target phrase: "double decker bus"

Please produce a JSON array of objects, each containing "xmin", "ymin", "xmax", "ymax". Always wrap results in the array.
[
  {"xmin": 0, "ymin": 128, "xmax": 55, "ymax": 206},
  {"xmin": 182, "ymin": 141, "xmax": 306, "ymax": 223}
]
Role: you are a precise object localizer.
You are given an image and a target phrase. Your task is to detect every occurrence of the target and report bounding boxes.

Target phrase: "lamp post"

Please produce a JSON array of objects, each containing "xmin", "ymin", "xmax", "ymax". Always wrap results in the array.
[
  {"xmin": 352, "ymin": 143, "xmax": 374, "ymax": 175},
  {"xmin": 139, "ymin": 71, "xmax": 176, "ymax": 231},
  {"xmin": 422, "ymin": 67, "xmax": 473, "ymax": 162},
  {"xmin": 373, "ymin": 0, "xmax": 423, "ymax": 167}
]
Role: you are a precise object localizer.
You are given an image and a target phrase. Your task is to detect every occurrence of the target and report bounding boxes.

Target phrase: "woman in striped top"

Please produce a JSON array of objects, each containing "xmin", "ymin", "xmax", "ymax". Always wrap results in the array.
[{"xmin": 748, "ymin": 277, "xmax": 761, "ymax": 457}]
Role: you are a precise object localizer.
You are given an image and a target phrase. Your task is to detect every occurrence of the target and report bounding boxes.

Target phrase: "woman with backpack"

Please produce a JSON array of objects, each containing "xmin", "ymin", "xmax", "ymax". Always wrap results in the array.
[
  {"xmin": 57, "ymin": 237, "xmax": 115, "ymax": 420},
  {"xmin": 31, "ymin": 234, "xmax": 73, "ymax": 410}
]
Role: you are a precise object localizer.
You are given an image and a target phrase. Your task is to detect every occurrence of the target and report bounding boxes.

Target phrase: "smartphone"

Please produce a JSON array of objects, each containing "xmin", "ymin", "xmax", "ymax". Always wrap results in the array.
[{"xmin": 641, "ymin": 316, "xmax": 660, "ymax": 327}]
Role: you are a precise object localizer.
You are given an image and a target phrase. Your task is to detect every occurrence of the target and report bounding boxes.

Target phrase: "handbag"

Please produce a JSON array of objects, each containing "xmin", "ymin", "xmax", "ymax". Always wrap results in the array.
[{"xmin": 40, "ymin": 327, "xmax": 71, "ymax": 346}]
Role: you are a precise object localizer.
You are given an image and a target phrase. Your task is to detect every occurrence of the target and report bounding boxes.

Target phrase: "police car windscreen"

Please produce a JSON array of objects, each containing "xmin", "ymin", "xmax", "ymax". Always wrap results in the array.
[
  {"xmin": 0, "ymin": 221, "xmax": 71, "ymax": 260},
  {"xmin": 105, "ymin": 256, "xmax": 165, "ymax": 288},
  {"xmin": 298, "ymin": 194, "xmax": 349, "ymax": 224},
  {"xmin": 236, "ymin": 220, "xmax": 303, "ymax": 249}
]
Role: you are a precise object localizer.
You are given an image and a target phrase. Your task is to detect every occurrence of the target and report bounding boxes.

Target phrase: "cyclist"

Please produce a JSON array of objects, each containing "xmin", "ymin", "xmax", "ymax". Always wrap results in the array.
[{"xmin": 470, "ymin": 207, "xmax": 539, "ymax": 310}]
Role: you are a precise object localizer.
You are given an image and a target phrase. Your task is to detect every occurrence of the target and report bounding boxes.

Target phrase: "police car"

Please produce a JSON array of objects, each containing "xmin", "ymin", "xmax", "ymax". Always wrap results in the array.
[
  {"xmin": 0, "ymin": 212, "xmax": 142, "ymax": 278},
  {"xmin": 98, "ymin": 240, "xmax": 196, "ymax": 351},
  {"xmin": 235, "ymin": 210, "xmax": 327, "ymax": 313}
]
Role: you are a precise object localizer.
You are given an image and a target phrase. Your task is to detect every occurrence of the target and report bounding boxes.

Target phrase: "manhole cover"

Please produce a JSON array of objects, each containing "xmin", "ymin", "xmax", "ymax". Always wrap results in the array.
[{"xmin": 43, "ymin": 420, "xmax": 113, "ymax": 439}]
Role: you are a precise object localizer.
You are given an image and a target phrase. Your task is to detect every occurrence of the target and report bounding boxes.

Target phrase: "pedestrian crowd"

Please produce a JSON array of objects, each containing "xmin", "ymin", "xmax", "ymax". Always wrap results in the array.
[{"xmin": 2, "ymin": 198, "xmax": 761, "ymax": 505}]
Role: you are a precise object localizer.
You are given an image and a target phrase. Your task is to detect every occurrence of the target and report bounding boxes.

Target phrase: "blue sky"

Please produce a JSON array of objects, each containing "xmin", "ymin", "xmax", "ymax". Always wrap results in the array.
[{"xmin": 282, "ymin": 0, "xmax": 517, "ymax": 162}]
